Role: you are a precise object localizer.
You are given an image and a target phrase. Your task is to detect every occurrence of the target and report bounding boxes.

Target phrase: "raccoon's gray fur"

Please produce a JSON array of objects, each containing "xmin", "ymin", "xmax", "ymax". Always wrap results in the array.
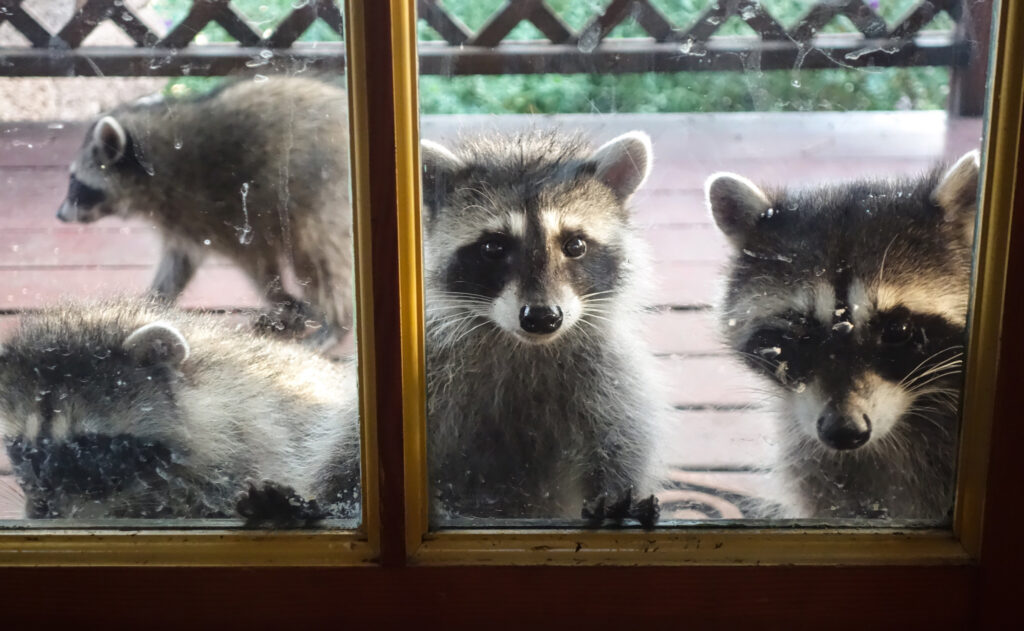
[
  {"xmin": 705, "ymin": 152, "xmax": 979, "ymax": 521},
  {"xmin": 0, "ymin": 298, "xmax": 359, "ymax": 520},
  {"xmin": 420, "ymin": 130, "xmax": 666, "ymax": 524},
  {"xmin": 57, "ymin": 76, "xmax": 353, "ymax": 346}
]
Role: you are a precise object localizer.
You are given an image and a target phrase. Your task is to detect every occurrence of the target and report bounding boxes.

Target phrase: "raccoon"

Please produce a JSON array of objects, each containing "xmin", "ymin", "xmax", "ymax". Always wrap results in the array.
[
  {"xmin": 420, "ymin": 130, "xmax": 665, "ymax": 526},
  {"xmin": 705, "ymin": 151, "xmax": 979, "ymax": 520},
  {"xmin": 0, "ymin": 298, "xmax": 359, "ymax": 521},
  {"xmin": 57, "ymin": 76, "xmax": 354, "ymax": 346}
]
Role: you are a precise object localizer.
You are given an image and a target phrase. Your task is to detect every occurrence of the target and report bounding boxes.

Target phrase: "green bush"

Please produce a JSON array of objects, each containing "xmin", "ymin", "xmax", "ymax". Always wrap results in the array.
[{"xmin": 155, "ymin": 0, "xmax": 954, "ymax": 114}]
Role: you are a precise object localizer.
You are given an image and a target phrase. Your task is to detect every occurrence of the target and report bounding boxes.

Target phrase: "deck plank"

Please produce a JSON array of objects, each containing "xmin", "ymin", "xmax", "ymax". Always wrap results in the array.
[{"xmin": 662, "ymin": 409, "xmax": 776, "ymax": 470}]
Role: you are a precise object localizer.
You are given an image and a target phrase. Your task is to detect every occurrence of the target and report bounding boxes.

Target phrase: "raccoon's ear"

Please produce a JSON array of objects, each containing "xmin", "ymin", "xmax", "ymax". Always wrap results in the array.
[
  {"xmin": 933, "ymin": 150, "xmax": 980, "ymax": 242},
  {"xmin": 590, "ymin": 131, "xmax": 652, "ymax": 201},
  {"xmin": 705, "ymin": 172, "xmax": 772, "ymax": 247},
  {"xmin": 420, "ymin": 140, "xmax": 463, "ymax": 217},
  {"xmin": 124, "ymin": 322, "xmax": 190, "ymax": 368},
  {"xmin": 93, "ymin": 116, "xmax": 127, "ymax": 166}
]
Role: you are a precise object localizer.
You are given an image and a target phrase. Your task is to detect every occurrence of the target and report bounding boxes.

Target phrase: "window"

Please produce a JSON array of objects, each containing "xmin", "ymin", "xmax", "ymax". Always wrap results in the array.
[
  {"xmin": 0, "ymin": 0, "xmax": 370, "ymax": 562},
  {"xmin": 417, "ymin": 0, "xmax": 989, "ymax": 531},
  {"xmin": 0, "ymin": 0, "xmax": 1020, "ymax": 625}
]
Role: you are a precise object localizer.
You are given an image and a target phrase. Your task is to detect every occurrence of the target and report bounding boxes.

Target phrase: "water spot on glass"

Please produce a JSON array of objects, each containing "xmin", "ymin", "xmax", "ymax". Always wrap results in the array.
[
  {"xmin": 577, "ymin": 28, "xmax": 599, "ymax": 53},
  {"xmin": 757, "ymin": 346, "xmax": 781, "ymax": 360},
  {"xmin": 253, "ymin": 74, "xmax": 269, "ymax": 83},
  {"xmin": 832, "ymin": 321, "xmax": 854, "ymax": 334}
]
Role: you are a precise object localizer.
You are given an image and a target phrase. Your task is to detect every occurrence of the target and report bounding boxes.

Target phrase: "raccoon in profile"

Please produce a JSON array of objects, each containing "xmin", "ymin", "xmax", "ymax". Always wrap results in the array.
[
  {"xmin": 420, "ymin": 129, "xmax": 665, "ymax": 526},
  {"xmin": 705, "ymin": 151, "xmax": 979, "ymax": 520},
  {"xmin": 57, "ymin": 76, "xmax": 354, "ymax": 346},
  {"xmin": 0, "ymin": 298, "xmax": 360, "ymax": 521}
]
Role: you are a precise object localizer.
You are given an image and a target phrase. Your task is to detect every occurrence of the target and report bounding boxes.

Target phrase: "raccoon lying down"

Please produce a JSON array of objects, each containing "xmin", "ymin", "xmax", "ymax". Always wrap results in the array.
[
  {"xmin": 706, "ymin": 151, "xmax": 979, "ymax": 520},
  {"xmin": 0, "ymin": 299, "xmax": 359, "ymax": 522}
]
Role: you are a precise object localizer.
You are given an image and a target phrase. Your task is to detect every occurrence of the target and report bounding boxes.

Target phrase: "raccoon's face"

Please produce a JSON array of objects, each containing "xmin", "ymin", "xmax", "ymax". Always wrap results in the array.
[
  {"xmin": 420, "ymin": 131, "xmax": 652, "ymax": 346},
  {"xmin": 57, "ymin": 116, "xmax": 135, "ymax": 224},
  {"xmin": 0, "ymin": 320, "xmax": 190, "ymax": 516},
  {"xmin": 707, "ymin": 151, "xmax": 979, "ymax": 452}
]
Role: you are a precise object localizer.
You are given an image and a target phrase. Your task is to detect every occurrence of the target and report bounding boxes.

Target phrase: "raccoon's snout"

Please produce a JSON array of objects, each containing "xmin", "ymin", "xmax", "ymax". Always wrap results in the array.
[
  {"xmin": 817, "ymin": 407, "xmax": 872, "ymax": 450},
  {"xmin": 519, "ymin": 305, "xmax": 563, "ymax": 334}
]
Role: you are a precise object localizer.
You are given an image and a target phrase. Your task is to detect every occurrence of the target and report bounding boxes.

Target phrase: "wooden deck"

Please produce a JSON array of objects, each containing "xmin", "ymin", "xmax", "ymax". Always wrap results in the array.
[{"xmin": 0, "ymin": 111, "xmax": 983, "ymax": 521}]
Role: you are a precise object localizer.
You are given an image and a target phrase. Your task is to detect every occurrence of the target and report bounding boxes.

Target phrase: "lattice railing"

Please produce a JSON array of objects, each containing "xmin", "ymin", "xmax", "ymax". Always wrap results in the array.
[{"xmin": 0, "ymin": 1, "xmax": 990, "ymax": 114}]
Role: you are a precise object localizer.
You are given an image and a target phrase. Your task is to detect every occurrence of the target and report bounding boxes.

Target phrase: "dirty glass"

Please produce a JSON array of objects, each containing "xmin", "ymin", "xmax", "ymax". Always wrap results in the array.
[
  {"xmin": 418, "ymin": 0, "xmax": 993, "ymax": 528},
  {"xmin": 0, "ymin": 0, "xmax": 359, "ymax": 528}
]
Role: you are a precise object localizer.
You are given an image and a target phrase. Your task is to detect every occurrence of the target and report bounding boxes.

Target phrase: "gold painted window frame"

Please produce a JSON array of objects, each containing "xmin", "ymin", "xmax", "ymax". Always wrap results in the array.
[{"xmin": 0, "ymin": 0, "xmax": 1017, "ymax": 568}]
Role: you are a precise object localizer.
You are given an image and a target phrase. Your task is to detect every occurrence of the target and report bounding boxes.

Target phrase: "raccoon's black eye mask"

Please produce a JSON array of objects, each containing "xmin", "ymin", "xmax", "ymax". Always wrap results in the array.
[
  {"xmin": 66, "ymin": 175, "xmax": 107, "ymax": 208},
  {"xmin": 4, "ymin": 434, "xmax": 175, "ymax": 499}
]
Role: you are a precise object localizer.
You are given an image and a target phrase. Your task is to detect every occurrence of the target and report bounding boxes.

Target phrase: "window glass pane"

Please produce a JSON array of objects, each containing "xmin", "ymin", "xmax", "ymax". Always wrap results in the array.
[
  {"xmin": 0, "ymin": 0, "xmax": 359, "ymax": 528},
  {"xmin": 418, "ymin": 0, "xmax": 993, "ymax": 528}
]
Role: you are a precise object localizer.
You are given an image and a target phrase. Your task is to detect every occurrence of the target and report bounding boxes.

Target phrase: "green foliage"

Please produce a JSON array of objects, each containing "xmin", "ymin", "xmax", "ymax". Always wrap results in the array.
[{"xmin": 154, "ymin": 0, "xmax": 956, "ymax": 114}]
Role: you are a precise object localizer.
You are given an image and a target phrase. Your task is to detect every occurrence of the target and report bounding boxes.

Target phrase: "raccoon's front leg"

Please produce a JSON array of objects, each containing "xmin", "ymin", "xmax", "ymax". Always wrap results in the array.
[{"xmin": 150, "ymin": 245, "xmax": 203, "ymax": 301}]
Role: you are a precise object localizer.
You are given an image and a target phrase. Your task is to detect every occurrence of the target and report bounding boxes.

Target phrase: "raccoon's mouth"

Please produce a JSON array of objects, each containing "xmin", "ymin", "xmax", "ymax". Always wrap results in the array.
[{"xmin": 57, "ymin": 201, "xmax": 105, "ymax": 224}]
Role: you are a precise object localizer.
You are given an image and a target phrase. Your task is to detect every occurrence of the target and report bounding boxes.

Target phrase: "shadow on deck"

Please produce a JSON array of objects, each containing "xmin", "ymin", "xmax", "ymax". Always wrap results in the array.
[{"xmin": 0, "ymin": 111, "xmax": 984, "ymax": 520}]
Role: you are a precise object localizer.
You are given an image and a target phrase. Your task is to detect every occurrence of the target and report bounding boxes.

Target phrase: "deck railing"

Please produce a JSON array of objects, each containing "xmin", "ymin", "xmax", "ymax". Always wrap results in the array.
[{"xmin": 0, "ymin": 0, "xmax": 991, "ymax": 115}]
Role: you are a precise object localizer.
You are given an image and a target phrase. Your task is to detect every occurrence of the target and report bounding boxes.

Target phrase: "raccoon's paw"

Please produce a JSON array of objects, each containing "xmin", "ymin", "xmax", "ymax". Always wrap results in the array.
[
  {"xmin": 581, "ymin": 489, "xmax": 660, "ymax": 530},
  {"xmin": 581, "ymin": 495, "xmax": 607, "ymax": 527},
  {"xmin": 253, "ymin": 308, "xmax": 307, "ymax": 337},
  {"xmin": 630, "ymin": 494, "xmax": 660, "ymax": 530},
  {"xmin": 582, "ymin": 490, "xmax": 632, "ymax": 528},
  {"xmin": 236, "ymin": 481, "xmax": 329, "ymax": 529}
]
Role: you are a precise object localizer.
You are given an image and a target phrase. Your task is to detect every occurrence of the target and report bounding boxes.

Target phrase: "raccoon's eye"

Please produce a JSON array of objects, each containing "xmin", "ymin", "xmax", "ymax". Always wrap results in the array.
[
  {"xmin": 480, "ymin": 240, "xmax": 506, "ymax": 260},
  {"xmin": 563, "ymin": 236, "xmax": 587, "ymax": 258},
  {"xmin": 881, "ymin": 318, "xmax": 914, "ymax": 345}
]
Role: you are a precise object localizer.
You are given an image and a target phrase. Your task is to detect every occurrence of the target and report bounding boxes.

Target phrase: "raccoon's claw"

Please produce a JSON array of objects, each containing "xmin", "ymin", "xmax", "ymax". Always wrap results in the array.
[
  {"xmin": 582, "ymin": 490, "xmax": 660, "ymax": 530},
  {"xmin": 236, "ymin": 481, "xmax": 328, "ymax": 528},
  {"xmin": 630, "ymin": 494, "xmax": 660, "ymax": 530},
  {"xmin": 581, "ymin": 495, "xmax": 607, "ymax": 526},
  {"xmin": 604, "ymin": 488, "xmax": 633, "ymax": 523}
]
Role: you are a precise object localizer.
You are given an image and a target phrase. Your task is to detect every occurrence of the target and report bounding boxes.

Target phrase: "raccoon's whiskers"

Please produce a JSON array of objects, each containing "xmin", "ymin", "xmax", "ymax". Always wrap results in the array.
[
  {"xmin": 579, "ymin": 290, "xmax": 618, "ymax": 301},
  {"xmin": 897, "ymin": 347, "xmax": 963, "ymax": 389},
  {"xmin": 902, "ymin": 362, "xmax": 964, "ymax": 393},
  {"xmin": 736, "ymin": 351, "xmax": 787, "ymax": 384},
  {"xmin": 448, "ymin": 318, "xmax": 497, "ymax": 349},
  {"xmin": 876, "ymin": 235, "xmax": 900, "ymax": 288}
]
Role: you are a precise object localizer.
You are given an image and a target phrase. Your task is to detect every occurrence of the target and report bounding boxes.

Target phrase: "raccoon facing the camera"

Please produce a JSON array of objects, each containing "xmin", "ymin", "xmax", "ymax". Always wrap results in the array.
[
  {"xmin": 706, "ymin": 151, "xmax": 979, "ymax": 520},
  {"xmin": 420, "ymin": 130, "xmax": 665, "ymax": 526},
  {"xmin": 0, "ymin": 299, "xmax": 360, "ymax": 522},
  {"xmin": 57, "ymin": 76, "xmax": 354, "ymax": 346}
]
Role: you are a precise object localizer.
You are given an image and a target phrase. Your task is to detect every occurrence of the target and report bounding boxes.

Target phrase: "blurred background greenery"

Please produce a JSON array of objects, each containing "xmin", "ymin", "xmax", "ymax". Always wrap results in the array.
[{"xmin": 154, "ymin": 0, "xmax": 954, "ymax": 114}]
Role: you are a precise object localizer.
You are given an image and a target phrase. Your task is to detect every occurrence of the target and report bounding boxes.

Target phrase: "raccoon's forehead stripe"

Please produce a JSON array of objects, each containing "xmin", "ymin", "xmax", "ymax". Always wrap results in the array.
[
  {"xmin": 812, "ymin": 283, "xmax": 836, "ymax": 326},
  {"xmin": 442, "ymin": 211, "xmax": 527, "ymax": 250},
  {"xmin": 540, "ymin": 208, "xmax": 614, "ymax": 243},
  {"xmin": 847, "ymin": 279, "xmax": 873, "ymax": 327}
]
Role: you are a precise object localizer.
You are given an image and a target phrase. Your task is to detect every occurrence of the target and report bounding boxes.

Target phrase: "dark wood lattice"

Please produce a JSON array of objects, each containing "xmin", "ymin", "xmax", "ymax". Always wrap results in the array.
[{"xmin": 0, "ymin": 0, "xmax": 990, "ymax": 114}]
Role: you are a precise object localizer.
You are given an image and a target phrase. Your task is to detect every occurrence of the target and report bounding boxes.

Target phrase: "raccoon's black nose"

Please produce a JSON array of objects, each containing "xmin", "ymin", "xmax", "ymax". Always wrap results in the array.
[
  {"xmin": 817, "ymin": 409, "xmax": 871, "ymax": 450},
  {"xmin": 520, "ymin": 305, "xmax": 563, "ymax": 334}
]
